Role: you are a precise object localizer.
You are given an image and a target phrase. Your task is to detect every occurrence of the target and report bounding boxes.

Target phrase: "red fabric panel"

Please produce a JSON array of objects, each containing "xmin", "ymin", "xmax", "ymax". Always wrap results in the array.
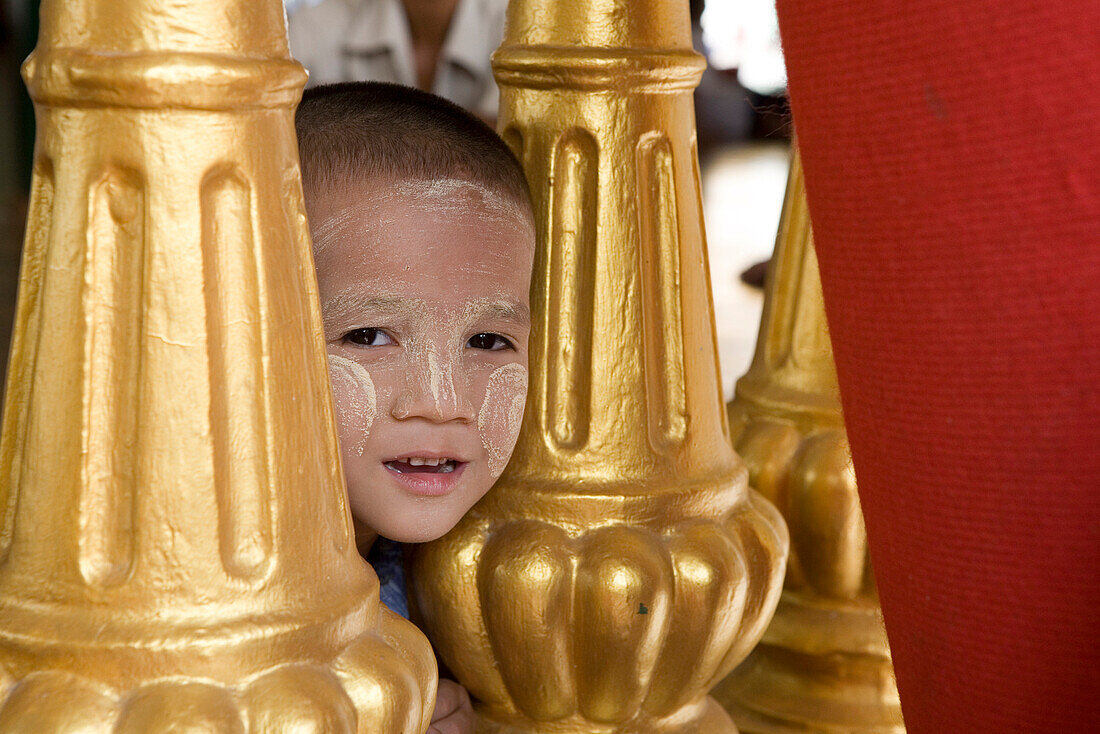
[{"xmin": 773, "ymin": 1, "xmax": 1100, "ymax": 731}]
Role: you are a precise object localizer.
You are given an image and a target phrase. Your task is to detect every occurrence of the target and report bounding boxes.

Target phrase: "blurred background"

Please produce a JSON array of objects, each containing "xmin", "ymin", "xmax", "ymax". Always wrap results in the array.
[{"xmin": 0, "ymin": 0, "xmax": 792, "ymax": 397}]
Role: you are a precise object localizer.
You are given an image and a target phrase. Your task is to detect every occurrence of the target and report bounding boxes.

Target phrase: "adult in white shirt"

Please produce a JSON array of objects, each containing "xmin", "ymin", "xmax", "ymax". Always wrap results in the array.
[{"xmin": 288, "ymin": 0, "xmax": 508, "ymax": 121}]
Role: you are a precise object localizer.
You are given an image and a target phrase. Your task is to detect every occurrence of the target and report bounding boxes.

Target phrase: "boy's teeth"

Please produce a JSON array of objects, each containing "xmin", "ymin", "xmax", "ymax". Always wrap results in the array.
[{"xmin": 386, "ymin": 458, "xmax": 458, "ymax": 474}]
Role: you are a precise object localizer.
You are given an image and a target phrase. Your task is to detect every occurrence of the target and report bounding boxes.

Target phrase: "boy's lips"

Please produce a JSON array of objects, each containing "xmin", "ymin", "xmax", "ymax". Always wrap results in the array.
[{"xmin": 383, "ymin": 458, "xmax": 468, "ymax": 497}]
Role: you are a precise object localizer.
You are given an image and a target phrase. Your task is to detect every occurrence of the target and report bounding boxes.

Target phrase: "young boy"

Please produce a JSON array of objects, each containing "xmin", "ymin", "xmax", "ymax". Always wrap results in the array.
[{"xmin": 295, "ymin": 82, "xmax": 535, "ymax": 733}]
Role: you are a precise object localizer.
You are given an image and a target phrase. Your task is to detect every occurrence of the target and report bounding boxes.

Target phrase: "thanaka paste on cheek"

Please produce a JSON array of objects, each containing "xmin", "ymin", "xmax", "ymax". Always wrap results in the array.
[
  {"xmin": 478, "ymin": 364, "xmax": 529, "ymax": 478},
  {"xmin": 327, "ymin": 354, "xmax": 377, "ymax": 457}
]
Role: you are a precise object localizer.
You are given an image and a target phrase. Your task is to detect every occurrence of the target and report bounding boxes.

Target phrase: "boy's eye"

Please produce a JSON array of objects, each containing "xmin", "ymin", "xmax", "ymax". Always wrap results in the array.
[
  {"xmin": 344, "ymin": 328, "xmax": 394, "ymax": 347},
  {"xmin": 467, "ymin": 333, "xmax": 514, "ymax": 351}
]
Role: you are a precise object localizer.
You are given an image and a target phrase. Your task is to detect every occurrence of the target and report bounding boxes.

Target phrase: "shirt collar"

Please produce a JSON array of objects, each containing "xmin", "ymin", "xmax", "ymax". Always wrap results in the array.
[
  {"xmin": 344, "ymin": 0, "xmax": 410, "ymax": 57},
  {"xmin": 343, "ymin": 0, "xmax": 492, "ymax": 80},
  {"xmin": 343, "ymin": 0, "xmax": 417, "ymax": 86}
]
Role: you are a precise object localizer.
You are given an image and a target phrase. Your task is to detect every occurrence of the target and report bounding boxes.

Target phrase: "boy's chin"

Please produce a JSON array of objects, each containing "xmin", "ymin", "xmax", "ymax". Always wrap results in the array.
[
  {"xmin": 349, "ymin": 462, "xmax": 497, "ymax": 545},
  {"xmin": 377, "ymin": 520, "xmax": 462, "ymax": 545},
  {"xmin": 364, "ymin": 502, "xmax": 471, "ymax": 545}
]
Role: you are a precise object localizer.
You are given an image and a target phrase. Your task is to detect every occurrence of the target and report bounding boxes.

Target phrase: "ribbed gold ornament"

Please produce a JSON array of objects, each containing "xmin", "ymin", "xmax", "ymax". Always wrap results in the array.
[
  {"xmin": 0, "ymin": 1, "xmax": 435, "ymax": 731},
  {"xmin": 711, "ymin": 150, "xmax": 904, "ymax": 733},
  {"xmin": 409, "ymin": 1, "xmax": 788, "ymax": 732}
]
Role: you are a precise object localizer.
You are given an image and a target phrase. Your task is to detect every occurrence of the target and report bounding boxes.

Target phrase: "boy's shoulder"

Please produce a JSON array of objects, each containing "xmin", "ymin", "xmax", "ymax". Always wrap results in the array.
[{"xmin": 366, "ymin": 538, "xmax": 409, "ymax": 619}]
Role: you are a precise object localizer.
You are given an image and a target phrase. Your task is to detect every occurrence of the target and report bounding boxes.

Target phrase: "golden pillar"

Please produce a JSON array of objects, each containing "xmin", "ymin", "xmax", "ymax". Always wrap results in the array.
[
  {"xmin": 0, "ymin": 1, "xmax": 435, "ymax": 730},
  {"xmin": 410, "ymin": 1, "xmax": 788, "ymax": 731},
  {"xmin": 711, "ymin": 151, "xmax": 904, "ymax": 733}
]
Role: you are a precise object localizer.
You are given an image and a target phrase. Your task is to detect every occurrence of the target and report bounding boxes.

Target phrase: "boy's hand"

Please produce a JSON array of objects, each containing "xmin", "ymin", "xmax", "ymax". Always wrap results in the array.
[{"xmin": 429, "ymin": 679, "xmax": 475, "ymax": 734}]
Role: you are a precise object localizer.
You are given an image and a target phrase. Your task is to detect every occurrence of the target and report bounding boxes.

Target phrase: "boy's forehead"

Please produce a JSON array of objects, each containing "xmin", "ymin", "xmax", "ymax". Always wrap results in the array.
[
  {"xmin": 310, "ymin": 174, "xmax": 532, "ymax": 228},
  {"xmin": 311, "ymin": 176, "xmax": 531, "ymax": 245},
  {"xmin": 307, "ymin": 176, "xmax": 535, "ymax": 302}
]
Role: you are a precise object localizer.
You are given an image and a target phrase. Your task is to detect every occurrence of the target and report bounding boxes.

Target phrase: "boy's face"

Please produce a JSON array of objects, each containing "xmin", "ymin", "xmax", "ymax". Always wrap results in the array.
[{"xmin": 309, "ymin": 176, "xmax": 535, "ymax": 544}]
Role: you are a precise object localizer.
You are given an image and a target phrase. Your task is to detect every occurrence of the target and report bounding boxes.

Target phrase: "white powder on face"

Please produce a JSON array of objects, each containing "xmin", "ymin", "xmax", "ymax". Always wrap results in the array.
[
  {"xmin": 310, "ymin": 200, "xmax": 399, "ymax": 263},
  {"xmin": 426, "ymin": 345, "xmax": 459, "ymax": 416},
  {"xmin": 310, "ymin": 176, "xmax": 533, "ymax": 270},
  {"xmin": 327, "ymin": 354, "xmax": 377, "ymax": 458},
  {"xmin": 460, "ymin": 295, "xmax": 530, "ymax": 330},
  {"xmin": 391, "ymin": 177, "xmax": 534, "ymax": 232},
  {"xmin": 477, "ymin": 364, "xmax": 529, "ymax": 478},
  {"xmin": 311, "ymin": 206, "xmax": 359, "ymax": 259},
  {"xmin": 394, "ymin": 337, "xmax": 465, "ymax": 420}
]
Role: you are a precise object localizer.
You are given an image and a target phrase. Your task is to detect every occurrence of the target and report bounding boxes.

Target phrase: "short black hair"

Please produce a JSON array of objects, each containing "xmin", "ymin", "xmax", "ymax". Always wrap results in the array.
[{"xmin": 295, "ymin": 82, "xmax": 531, "ymax": 212}]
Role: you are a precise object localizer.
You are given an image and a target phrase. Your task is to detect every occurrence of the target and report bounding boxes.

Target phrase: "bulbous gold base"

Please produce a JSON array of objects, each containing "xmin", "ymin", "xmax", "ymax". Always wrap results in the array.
[
  {"xmin": 713, "ymin": 594, "xmax": 903, "ymax": 734},
  {"xmin": 718, "ymin": 683, "xmax": 904, "ymax": 734},
  {"xmin": 412, "ymin": 483, "xmax": 787, "ymax": 733},
  {"xmin": 477, "ymin": 695, "xmax": 738, "ymax": 734},
  {"xmin": 0, "ymin": 608, "xmax": 435, "ymax": 734}
]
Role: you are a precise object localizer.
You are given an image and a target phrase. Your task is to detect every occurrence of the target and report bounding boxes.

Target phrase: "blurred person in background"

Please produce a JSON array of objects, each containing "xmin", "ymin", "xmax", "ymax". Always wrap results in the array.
[
  {"xmin": 691, "ymin": 0, "xmax": 791, "ymax": 288},
  {"xmin": 287, "ymin": 0, "xmax": 507, "ymax": 123},
  {"xmin": 690, "ymin": 0, "xmax": 753, "ymax": 156},
  {"xmin": 1, "ymin": 0, "xmax": 38, "ymax": 377}
]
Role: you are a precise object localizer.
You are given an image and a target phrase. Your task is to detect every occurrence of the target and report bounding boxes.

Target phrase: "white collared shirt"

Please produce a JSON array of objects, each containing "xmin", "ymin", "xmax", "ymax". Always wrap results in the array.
[{"xmin": 287, "ymin": 0, "xmax": 507, "ymax": 119}]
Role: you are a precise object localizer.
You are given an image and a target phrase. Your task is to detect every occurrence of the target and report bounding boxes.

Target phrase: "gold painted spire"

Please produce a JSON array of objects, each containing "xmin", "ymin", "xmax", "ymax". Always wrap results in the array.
[
  {"xmin": 0, "ymin": 0, "xmax": 434, "ymax": 729},
  {"xmin": 712, "ymin": 150, "xmax": 904, "ymax": 732},
  {"xmin": 410, "ymin": 1, "xmax": 788, "ymax": 731}
]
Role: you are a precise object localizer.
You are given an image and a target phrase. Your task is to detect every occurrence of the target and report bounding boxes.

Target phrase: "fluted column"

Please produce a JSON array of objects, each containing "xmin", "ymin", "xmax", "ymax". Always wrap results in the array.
[
  {"xmin": 712, "ymin": 150, "xmax": 904, "ymax": 733},
  {"xmin": 409, "ymin": 1, "xmax": 788, "ymax": 732},
  {"xmin": 0, "ymin": 1, "xmax": 435, "ymax": 730}
]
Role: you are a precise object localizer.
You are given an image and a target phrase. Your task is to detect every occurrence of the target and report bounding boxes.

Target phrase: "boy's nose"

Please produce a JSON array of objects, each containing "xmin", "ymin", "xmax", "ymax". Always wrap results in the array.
[{"xmin": 390, "ymin": 353, "xmax": 475, "ymax": 424}]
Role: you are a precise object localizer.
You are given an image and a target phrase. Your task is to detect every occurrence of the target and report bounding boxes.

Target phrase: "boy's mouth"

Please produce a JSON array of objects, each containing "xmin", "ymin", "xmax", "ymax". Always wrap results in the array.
[{"xmin": 384, "ymin": 457, "xmax": 461, "ymax": 474}]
